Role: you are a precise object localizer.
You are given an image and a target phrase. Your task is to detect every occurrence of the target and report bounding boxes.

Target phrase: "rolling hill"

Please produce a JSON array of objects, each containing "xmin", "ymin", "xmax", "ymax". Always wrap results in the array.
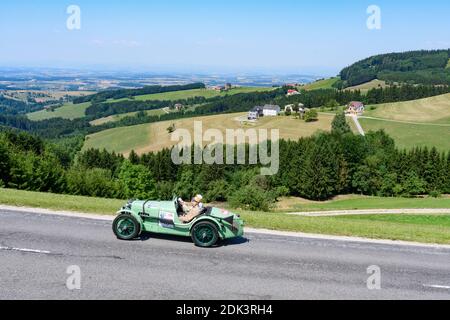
[
  {"xmin": 83, "ymin": 112, "xmax": 335, "ymax": 156},
  {"xmin": 107, "ymin": 87, "xmax": 273, "ymax": 103},
  {"xmin": 359, "ymin": 93, "xmax": 450, "ymax": 151},
  {"xmin": 27, "ymin": 102, "xmax": 90, "ymax": 121},
  {"xmin": 26, "ymin": 86, "xmax": 272, "ymax": 121},
  {"xmin": 301, "ymin": 77, "xmax": 339, "ymax": 90}
]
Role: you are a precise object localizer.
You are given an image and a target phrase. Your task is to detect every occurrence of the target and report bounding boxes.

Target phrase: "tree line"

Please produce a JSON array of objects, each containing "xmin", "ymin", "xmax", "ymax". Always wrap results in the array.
[
  {"xmin": 73, "ymin": 82, "xmax": 206, "ymax": 104},
  {"xmin": 1, "ymin": 117, "xmax": 449, "ymax": 211}
]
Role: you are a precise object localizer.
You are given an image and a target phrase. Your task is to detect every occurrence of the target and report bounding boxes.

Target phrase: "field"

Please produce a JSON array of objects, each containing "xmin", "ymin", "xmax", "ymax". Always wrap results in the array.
[
  {"xmin": 345, "ymin": 79, "xmax": 388, "ymax": 92},
  {"xmin": 302, "ymin": 77, "xmax": 339, "ymax": 90},
  {"xmin": 358, "ymin": 93, "xmax": 450, "ymax": 151},
  {"xmin": 364, "ymin": 93, "xmax": 450, "ymax": 123},
  {"xmin": 83, "ymin": 112, "xmax": 335, "ymax": 156},
  {"xmin": 109, "ymin": 87, "xmax": 273, "ymax": 103},
  {"xmin": 1, "ymin": 188, "xmax": 450, "ymax": 244},
  {"xmin": 2, "ymin": 90, "xmax": 95, "ymax": 103},
  {"xmin": 27, "ymin": 87, "xmax": 271, "ymax": 121},
  {"xmin": 359, "ymin": 118, "xmax": 450, "ymax": 151},
  {"xmin": 89, "ymin": 108, "xmax": 169, "ymax": 126},
  {"xmin": 27, "ymin": 102, "xmax": 91, "ymax": 121}
]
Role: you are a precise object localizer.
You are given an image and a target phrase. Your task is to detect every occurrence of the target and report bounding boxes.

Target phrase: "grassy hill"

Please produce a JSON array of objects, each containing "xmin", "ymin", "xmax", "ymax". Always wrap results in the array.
[
  {"xmin": 345, "ymin": 79, "xmax": 388, "ymax": 93},
  {"xmin": 109, "ymin": 87, "xmax": 273, "ymax": 103},
  {"xmin": 27, "ymin": 87, "xmax": 271, "ymax": 122},
  {"xmin": 83, "ymin": 112, "xmax": 335, "ymax": 156},
  {"xmin": 364, "ymin": 93, "xmax": 450, "ymax": 123},
  {"xmin": 359, "ymin": 93, "xmax": 450, "ymax": 151},
  {"xmin": 359, "ymin": 118, "xmax": 450, "ymax": 151},
  {"xmin": 302, "ymin": 77, "xmax": 339, "ymax": 90},
  {"xmin": 89, "ymin": 108, "xmax": 170, "ymax": 126},
  {"xmin": 27, "ymin": 102, "xmax": 90, "ymax": 121}
]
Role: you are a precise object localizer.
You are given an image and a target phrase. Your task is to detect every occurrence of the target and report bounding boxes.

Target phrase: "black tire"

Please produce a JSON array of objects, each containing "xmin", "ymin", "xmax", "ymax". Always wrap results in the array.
[
  {"xmin": 191, "ymin": 221, "xmax": 219, "ymax": 247},
  {"xmin": 113, "ymin": 214, "xmax": 141, "ymax": 240}
]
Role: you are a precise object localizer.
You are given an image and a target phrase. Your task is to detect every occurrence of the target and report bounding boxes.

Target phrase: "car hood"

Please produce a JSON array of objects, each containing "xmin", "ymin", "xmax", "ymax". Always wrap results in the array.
[{"xmin": 209, "ymin": 207, "xmax": 236, "ymax": 219}]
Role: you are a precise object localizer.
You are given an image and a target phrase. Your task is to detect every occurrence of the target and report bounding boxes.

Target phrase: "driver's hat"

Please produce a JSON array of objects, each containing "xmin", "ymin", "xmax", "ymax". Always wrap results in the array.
[{"xmin": 193, "ymin": 194, "xmax": 203, "ymax": 203}]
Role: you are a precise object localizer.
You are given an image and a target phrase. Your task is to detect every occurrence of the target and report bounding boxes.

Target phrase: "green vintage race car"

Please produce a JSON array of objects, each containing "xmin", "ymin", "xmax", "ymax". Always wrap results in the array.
[{"xmin": 112, "ymin": 197, "xmax": 244, "ymax": 247}]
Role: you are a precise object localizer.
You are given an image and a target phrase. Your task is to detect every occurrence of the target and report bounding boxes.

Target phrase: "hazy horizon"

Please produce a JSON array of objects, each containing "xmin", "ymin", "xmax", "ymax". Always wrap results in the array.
[{"xmin": 1, "ymin": 0, "xmax": 450, "ymax": 77}]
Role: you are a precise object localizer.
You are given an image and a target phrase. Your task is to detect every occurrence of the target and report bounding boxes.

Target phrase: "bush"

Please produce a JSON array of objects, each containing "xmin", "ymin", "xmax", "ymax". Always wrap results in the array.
[
  {"xmin": 429, "ymin": 190, "xmax": 442, "ymax": 198},
  {"xmin": 229, "ymin": 185, "xmax": 275, "ymax": 212},
  {"xmin": 118, "ymin": 160, "xmax": 157, "ymax": 199},
  {"xmin": 205, "ymin": 179, "xmax": 229, "ymax": 202},
  {"xmin": 155, "ymin": 181, "xmax": 175, "ymax": 200},
  {"xmin": 304, "ymin": 109, "xmax": 318, "ymax": 122},
  {"xmin": 66, "ymin": 167, "xmax": 121, "ymax": 198}
]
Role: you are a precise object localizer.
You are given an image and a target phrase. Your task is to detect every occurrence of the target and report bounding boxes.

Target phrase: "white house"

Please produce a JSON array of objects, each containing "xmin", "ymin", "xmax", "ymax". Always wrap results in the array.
[
  {"xmin": 248, "ymin": 106, "xmax": 263, "ymax": 120},
  {"xmin": 346, "ymin": 101, "xmax": 365, "ymax": 115},
  {"xmin": 262, "ymin": 105, "xmax": 280, "ymax": 117}
]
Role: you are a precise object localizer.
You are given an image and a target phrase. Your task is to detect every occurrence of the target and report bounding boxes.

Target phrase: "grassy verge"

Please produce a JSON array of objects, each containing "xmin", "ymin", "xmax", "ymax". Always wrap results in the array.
[
  {"xmin": 240, "ymin": 211, "xmax": 450, "ymax": 244},
  {"xmin": 277, "ymin": 195, "xmax": 450, "ymax": 212},
  {"xmin": 0, "ymin": 188, "xmax": 123, "ymax": 214},
  {"xmin": 1, "ymin": 188, "xmax": 450, "ymax": 244}
]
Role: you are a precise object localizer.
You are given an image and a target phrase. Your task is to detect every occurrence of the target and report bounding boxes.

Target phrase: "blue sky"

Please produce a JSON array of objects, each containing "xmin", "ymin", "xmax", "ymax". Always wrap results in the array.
[{"xmin": 1, "ymin": 0, "xmax": 449, "ymax": 76}]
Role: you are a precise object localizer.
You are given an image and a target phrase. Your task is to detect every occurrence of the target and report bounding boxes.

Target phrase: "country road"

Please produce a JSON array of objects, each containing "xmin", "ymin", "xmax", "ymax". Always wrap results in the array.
[{"xmin": 1, "ymin": 209, "xmax": 450, "ymax": 300}]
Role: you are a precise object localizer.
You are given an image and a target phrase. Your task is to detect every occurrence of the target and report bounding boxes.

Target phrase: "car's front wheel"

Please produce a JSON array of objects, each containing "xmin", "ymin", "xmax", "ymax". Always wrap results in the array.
[
  {"xmin": 113, "ymin": 214, "xmax": 141, "ymax": 240},
  {"xmin": 191, "ymin": 221, "xmax": 219, "ymax": 247}
]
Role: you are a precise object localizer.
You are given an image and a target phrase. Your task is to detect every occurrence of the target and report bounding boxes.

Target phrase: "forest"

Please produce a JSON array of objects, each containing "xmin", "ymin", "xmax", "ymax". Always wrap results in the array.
[{"xmin": 336, "ymin": 49, "xmax": 450, "ymax": 88}]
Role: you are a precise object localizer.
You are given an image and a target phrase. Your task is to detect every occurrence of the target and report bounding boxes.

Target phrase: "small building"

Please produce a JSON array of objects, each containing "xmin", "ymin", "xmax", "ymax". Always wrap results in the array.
[
  {"xmin": 248, "ymin": 106, "xmax": 263, "ymax": 120},
  {"xmin": 346, "ymin": 101, "xmax": 365, "ymax": 115},
  {"xmin": 174, "ymin": 103, "xmax": 184, "ymax": 111},
  {"xmin": 287, "ymin": 89, "xmax": 300, "ymax": 96},
  {"xmin": 262, "ymin": 104, "xmax": 280, "ymax": 117}
]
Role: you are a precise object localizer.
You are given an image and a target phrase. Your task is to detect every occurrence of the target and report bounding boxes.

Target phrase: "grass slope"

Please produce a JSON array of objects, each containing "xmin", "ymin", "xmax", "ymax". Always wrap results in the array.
[
  {"xmin": 83, "ymin": 112, "xmax": 334, "ymax": 156},
  {"xmin": 1, "ymin": 188, "xmax": 450, "ymax": 244},
  {"xmin": 345, "ymin": 79, "xmax": 388, "ymax": 92},
  {"xmin": 27, "ymin": 102, "xmax": 90, "ymax": 121},
  {"xmin": 109, "ymin": 87, "xmax": 273, "ymax": 103},
  {"xmin": 446, "ymin": 58, "xmax": 450, "ymax": 69},
  {"xmin": 89, "ymin": 108, "xmax": 168, "ymax": 126},
  {"xmin": 358, "ymin": 93, "xmax": 450, "ymax": 151},
  {"xmin": 359, "ymin": 117, "xmax": 450, "ymax": 151},
  {"xmin": 302, "ymin": 77, "xmax": 339, "ymax": 90},
  {"xmin": 364, "ymin": 93, "xmax": 450, "ymax": 123}
]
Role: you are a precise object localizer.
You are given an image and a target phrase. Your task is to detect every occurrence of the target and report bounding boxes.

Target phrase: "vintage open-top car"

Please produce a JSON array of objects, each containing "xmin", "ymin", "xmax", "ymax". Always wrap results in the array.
[{"xmin": 112, "ymin": 197, "xmax": 244, "ymax": 247}]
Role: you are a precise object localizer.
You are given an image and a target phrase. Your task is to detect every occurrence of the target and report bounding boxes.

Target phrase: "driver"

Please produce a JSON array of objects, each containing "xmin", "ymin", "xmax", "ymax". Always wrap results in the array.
[{"xmin": 178, "ymin": 194, "xmax": 204, "ymax": 223}]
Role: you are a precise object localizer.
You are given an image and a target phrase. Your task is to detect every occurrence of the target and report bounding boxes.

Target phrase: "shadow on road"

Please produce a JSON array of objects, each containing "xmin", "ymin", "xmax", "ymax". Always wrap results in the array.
[{"xmin": 135, "ymin": 232, "xmax": 249, "ymax": 247}]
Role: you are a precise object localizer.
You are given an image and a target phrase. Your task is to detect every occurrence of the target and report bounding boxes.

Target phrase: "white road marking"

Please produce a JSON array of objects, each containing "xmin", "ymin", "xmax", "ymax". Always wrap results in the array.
[
  {"xmin": 0, "ymin": 246, "xmax": 51, "ymax": 254},
  {"xmin": 423, "ymin": 284, "xmax": 450, "ymax": 290}
]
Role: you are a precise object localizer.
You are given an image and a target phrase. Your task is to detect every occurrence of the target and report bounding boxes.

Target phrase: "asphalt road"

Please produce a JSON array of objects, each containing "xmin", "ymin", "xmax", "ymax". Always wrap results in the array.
[{"xmin": 1, "ymin": 209, "xmax": 450, "ymax": 300}]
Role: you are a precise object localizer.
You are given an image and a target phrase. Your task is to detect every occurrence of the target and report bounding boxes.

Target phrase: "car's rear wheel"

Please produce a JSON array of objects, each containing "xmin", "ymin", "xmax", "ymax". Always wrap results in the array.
[
  {"xmin": 191, "ymin": 221, "xmax": 219, "ymax": 247},
  {"xmin": 113, "ymin": 214, "xmax": 141, "ymax": 240}
]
